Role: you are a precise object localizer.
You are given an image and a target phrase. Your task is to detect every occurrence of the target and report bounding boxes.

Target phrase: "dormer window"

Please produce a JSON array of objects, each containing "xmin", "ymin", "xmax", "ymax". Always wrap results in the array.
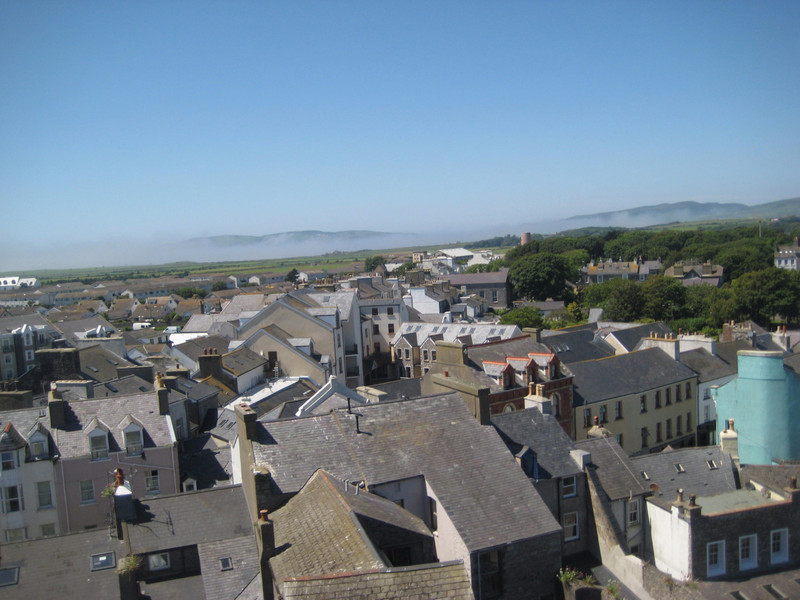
[
  {"xmin": 89, "ymin": 431, "xmax": 109, "ymax": 460},
  {"xmin": 124, "ymin": 428, "xmax": 143, "ymax": 456},
  {"xmin": 29, "ymin": 433, "xmax": 48, "ymax": 460}
]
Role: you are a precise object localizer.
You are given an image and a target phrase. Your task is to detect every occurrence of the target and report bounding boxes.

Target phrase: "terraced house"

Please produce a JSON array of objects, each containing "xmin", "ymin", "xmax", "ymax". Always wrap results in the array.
[{"xmin": 569, "ymin": 347, "xmax": 699, "ymax": 456}]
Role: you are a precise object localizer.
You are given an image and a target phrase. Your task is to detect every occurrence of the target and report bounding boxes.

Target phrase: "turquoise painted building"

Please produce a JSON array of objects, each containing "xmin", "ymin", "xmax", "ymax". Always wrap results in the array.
[{"xmin": 713, "ymin": 350, "xmax": 800, "ymax": 465}]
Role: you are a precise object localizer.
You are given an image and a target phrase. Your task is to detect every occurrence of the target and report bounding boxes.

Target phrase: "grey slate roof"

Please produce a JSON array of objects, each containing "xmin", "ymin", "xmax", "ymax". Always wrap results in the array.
[
  {"xmin": 679, "ymin": 347, "xmax": 737, "ymax": 382},
  {"xmin": 78, "ymin": 344, "xmax": 134, "ymax": 382},
  {"xmin": 575, "ymin": 435, "xmax": 649, "ymax": 501},
  {"xmin": 178, "ymin": 433, "xmax": 233, "ymax": 489},
  {"xmin": 632, "ymin": 446, "xmax": 738, "ymax": 508},
  {"xmin": 0, "ymin": 528, "xmax": 124, "ymax": 599},
  {"xmin": 223, "ymin": 346, "xmax": 266, "ymax": 376},
  {"xmin": 280, "ymin": 561, "xmax": 473, "ymax": 599},
  {"xmin": 491, "ymin": 408, "xmax": 581, "ymax": 480},
  {"xmin": 253, "ymin": 393, "xmax": 561, "ymax": 552},
  {"xmin": 126, "ymin": 485, "xmax": 253, "ymax": 554},
  {"xmin": 607, "ymin": 321, "xmax": 673, "ymax": 352},
  {"xmin": 739, "ymin": 464, "xmax": 800, "ymax": 493},
  {"xmin": 541, "ymin": 323, "xmax": 616, "ymax": 363},
  {"xmin": 569, "ymin": 347, "xmax": 697, "ymax": 406},
  {"xmin": 446, "ymin": 270, "xmax": 509, "ymax": 285},
  {"xmin": 172, "ymin": 334, "xmax": 231, "ymax": 362},
  {"xmin": 51, "ymin": 393, "xmax": 174, "ymax": 459}
]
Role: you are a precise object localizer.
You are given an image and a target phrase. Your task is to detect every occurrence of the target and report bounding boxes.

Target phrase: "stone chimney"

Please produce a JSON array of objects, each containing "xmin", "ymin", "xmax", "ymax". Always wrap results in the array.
[
  {"xmin": 235, "ymin": 402, "xmax": 258, "ymax": 442},
  {"xmin": 155, "ymin": 373, "xmax": 169, "ymax": 415},
  {"xmin": 48, "ymin": 383, "xmax": 66, "ymax": 429},
  {"xmin": 258, "ymin": 509, "xmax": 276, "ymax": 600},
  {"xmin": 198, "ymin": 347, "xmax": 224, "ymax": 379}
]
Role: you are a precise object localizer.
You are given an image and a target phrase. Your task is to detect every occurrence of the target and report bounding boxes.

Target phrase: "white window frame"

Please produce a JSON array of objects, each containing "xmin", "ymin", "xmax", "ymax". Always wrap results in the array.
[
  {"xmin": 627, "ymin": 498, "xmax": 640, "ymax": 525},
  {"xmin": 124, "ymin": 427, "xmax": 143, "ymax": 456},
  {"xmin": 562, "ymin": 475, "xmax": 577, "ymax": 498},
  {"xmin": 707, "ymin": 540, "xmax": 725, "ymax": 577},
  {"xmin": 770, "ymin": 528, "xmax": 789, "ymax": 564},
  {"xmin": 739, "ymin": 534, "xmax": 757, "ymax": 571},
  {"xmin": 145, "ymin": 470, "xmax": 160, "ymax": 495},
  {"xmin": 89, "ymin": 431, "xmax": 109, "ymax": 460},
  {"xmin": 564, "ymin": 512, "xmax": 579, "ymax": 541}
]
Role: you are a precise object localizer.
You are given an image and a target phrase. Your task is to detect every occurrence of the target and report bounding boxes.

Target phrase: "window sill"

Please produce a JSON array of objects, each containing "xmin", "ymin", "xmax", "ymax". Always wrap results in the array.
[{"xmin": 37, "ymin": 505, "xmax": 55, "ymax": 511}]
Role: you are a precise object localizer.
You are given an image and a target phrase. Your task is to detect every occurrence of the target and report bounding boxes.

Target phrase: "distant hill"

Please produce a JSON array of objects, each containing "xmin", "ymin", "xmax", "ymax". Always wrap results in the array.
[
  {"xmin": 548, "ymin": 197, "xmax": 800, "ymax": 231},
  {"xmin": 187, "ymin": 229, "xmax": 393, "ymax": 248}
]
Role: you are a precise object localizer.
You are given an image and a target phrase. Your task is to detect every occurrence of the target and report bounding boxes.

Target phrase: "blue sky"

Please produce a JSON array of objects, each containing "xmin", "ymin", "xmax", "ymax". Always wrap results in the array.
[{"xmin": 1, "ymin": 2, "xmax": 799, "ymax": 268}]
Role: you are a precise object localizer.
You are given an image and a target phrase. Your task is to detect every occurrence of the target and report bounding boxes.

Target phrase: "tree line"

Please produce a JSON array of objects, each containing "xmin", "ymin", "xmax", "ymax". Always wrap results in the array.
[{"xmin": 492, "ymin": 222, "xmax": 800, "ymax": 333}]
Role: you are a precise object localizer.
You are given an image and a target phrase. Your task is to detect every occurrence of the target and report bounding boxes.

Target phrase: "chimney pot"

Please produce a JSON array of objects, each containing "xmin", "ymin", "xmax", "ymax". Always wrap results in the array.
[
  {"xmin": 593, "ymin": 416, "xmax": 599, "ymax": 425},
  {"xmin": 677, "ymin": 488, "xmax": 684, "ymax": 503},
  {"xmin": 689, "ymin": 494, "xmax": 696, "ymax": 506},
  {"xmin": 260, "ymin": 509, "xmax": 270, "ymax": 522},
  {"xmin": 791, "ymin": 477, "xmax": 797, "ymax": 490}
]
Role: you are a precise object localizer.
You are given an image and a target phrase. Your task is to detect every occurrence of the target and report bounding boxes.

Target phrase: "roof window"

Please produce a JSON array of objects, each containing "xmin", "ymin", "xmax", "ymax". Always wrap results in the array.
[
  {"xmin": 90, "ymin": 552, "xmax": 116, "ymax": 571},
  {"xmin": 674, "ymin": 463, "xmax": 685, "ymax": 473}
]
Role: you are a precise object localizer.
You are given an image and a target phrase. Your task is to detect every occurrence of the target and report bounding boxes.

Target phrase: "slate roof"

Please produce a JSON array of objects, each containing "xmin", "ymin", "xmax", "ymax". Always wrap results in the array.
[
  {"xmin": 281, "ymin": 562, "xmax": 474, "ymax": 599},
  {"xmin": 606, "ymin": 321, "xmax": 673, "ymax": 352},
  {"xmin": 391, "ymin": 322, "xmax": 522, "ymax": 347},
  {"xmin": 569, "ymin": 348, "xmax": 697, "ymax": 406},
  {"xmin": 50, "ymin": 393, "xmax": 174, "ymax": 459},
  {"xmin": 54, "ymin": 375, "xmax": 155, "ymax": 400},
  {"xmin": 367, "ymin": 377, "xmax": 423, "ymax": 401},
  {"xmin": 125, "ymin": 485, "xmax": 253, "ymax": 554},
  {"xmin": 679, "ymin": 347, "xmax": 737, "ymax": 382},
  {"xmin": 172, "ymin": 334, "xmax": 231, "ymax": 362},
  {"xmin": 491, "ymin": 408, "xmax": 581, "ymax": 480},
  {"xmin": 78, "ymin": 344, "xmax": 134, "ymax": 382},
  {"xmin": 0, "ymin": 528, "xmax": 125, "ymax": 599},
  {"xmin": 223, "ymin": 346, "xmax": 266, "ymax": 376},
  {"xmin": 575, "ymin": 435, "xmax": 649, "ymax": 501},
  {"xmin": 270, "ymin": 470, "xmax": 430, "ymax": 583},
  {"xmin": 632, "ymin": 446, "xmax": 738, "ymax": 509},
  {"xmin": 739, "ymin": 464, "xmax": 800, "ymax": 493},
  {"xmin": 0, "ymin": 312, "xmax": 56, "ymax": 333},
  {"xmin": 178, "ymin": 433, "xmax": 233, "ymax": 490},
  {"xmin": 540, "ymin": 323, "xmax": 616, "ymax": 364},
  {"xmin": 50, "ymin": 315, "xmax": 118, "ymax": 341},
  {"xmin": 253, "ymin": 393, "xmax": 561, "ymax": 552},
  {"xmin": 446, "ymin": 270, "xmax": 509, "ymax": 285}
]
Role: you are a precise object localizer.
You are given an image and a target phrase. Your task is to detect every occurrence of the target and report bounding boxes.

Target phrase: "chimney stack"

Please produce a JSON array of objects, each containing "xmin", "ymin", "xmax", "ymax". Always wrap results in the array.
[
  {"xmin": 235, "ymin": 402, "xmax": 258, "ymax": 441},
  {"xmin": 198, "ymin": 347, "xmax": 224, "ymax": 379},
  {"xmin": 48, "ymin": 383, "xmax": 66, "ymax": 429},
  {"xmin": 257, "ymin": 509, "xmax": 276, "ymax": 600},
  {"xmin": 155, "ymin": 372, "xmax": 169, "ymax": 415}
]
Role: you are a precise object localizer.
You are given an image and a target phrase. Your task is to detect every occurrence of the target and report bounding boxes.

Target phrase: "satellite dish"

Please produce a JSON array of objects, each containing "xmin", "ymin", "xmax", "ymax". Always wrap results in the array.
[{"xmin": 650, "ymin": 483, "xmax": 659, "ymax": 491}]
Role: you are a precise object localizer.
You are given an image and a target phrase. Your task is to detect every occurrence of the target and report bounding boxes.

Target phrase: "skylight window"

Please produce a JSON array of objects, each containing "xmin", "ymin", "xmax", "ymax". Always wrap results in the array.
[
  {"xmin": 220, "ymin": 557, "xmax": 233, "ymax": 571},
  {"xmin": 674, "ymin": 463, "xmax": 685, "ymax": 473},
  {"xmin": 87, "ymin": 365, "xmax": 99, "ymax": 373},
  {"xmin": 0, "ymin": 567, "xmax": 19, "ymax": 586},
  {"xmin": 90, "ymin": 552, "xmax": 116, "ymax": 571},
  {"xmin": 641, "ymin": 471, "xmax": 650, "ymax": 480},
  {"xmin": 707, "ymin": 460, "xmax": 718, "ymax": 470}
]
